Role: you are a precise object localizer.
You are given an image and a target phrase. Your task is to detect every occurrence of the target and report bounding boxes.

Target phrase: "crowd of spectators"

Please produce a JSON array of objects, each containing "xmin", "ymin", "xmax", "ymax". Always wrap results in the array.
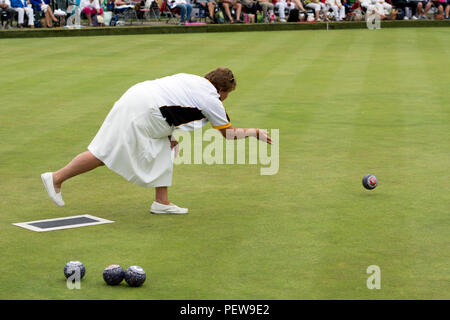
[{"xmin": 0, "ymin": 0, "xmax": 448, "ymax": 29}]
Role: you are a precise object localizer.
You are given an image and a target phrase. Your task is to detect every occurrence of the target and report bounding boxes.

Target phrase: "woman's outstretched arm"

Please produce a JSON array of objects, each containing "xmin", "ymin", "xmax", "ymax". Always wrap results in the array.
[{"xmin": 218, "ymin": 125, "xmax": 272, "ymax": 144}]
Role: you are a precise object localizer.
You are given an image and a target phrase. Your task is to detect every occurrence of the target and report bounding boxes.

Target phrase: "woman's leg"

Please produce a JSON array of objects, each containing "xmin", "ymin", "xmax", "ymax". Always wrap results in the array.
[
  {"xmin": 340, "ymin": 5, "xmax": 346, "ymax": 20},
  {"xmin": 234, "ymin": 3, "xmax": 242, "ymax": 20},
  {"xmin": 155, "ymin": 186, "xmax": 170, "ymax": 205},
  {"xmin": 330, "ymin": 4, "xmax": 339, "ymax": 20},
  {"xmin": 424, "ymin": 1, "xmax": 432, "ymax": 14},
  {"xmin": 177, "ymin": 4, "xmax": 186, "ymax": 22},
  {"xmin": 59, "ymin": 15, "xmax": 65, "ymax": 27},
  {"xmin": 292, "ymin": 0, "xmax": 305, "ymax": 11},
  {"xmin": 207, "ymin": 1, "xmax": 215, "ymax": 18},
  {"xmin": 437, "ymin": 3, "xmax": 444, "ymax": 17},
  {"xmin": 276, "ymin": 2, "xmax": 285, "ymax": 19},
  {"xmin": 84, "ymin": 8, "xmax": 93, "ymax": 25},
  {"xmin": 75, "ymin": 6, "xmax": 81, "ymax": 26},
  {"xmin": 15, "ymin": 8, "xmax": 25, "ymax": 26},
  {"xmin": 48, "ymin": 7, "xmax": 58, "ymax": 22},
  {"xmin": 186, "ymin": 3, "xmax": 192, "ymax": 21},
  {"xmin": 52, "ymin": 151, "xmax": 104, "ymax": 191},
  {"xmin": 314, "ymin": 3, "xmax": 321, "ymax": 20},
  {"xmin": 222, "ymin": 3, "xmax": 233, "ymax": 21},
  {"xmin": 320, "ymin": 2, "xmax": 329, "ymax": 20},
  {"xmin": 151, "ymin": 186, "xmax": 188, "ymax": 214},
  {"xmin": 261, "ymin": 2, "xmax": 268, "ymax": 19},
  {"xmin": 45, "ymin": 10, "xmax": 51, "ymax": 27}
]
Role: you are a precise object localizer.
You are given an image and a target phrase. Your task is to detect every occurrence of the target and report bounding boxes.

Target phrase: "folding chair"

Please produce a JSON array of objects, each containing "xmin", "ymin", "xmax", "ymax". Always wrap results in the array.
[
  {"xmin": 129, "ymin": 0, "xmax": 145, "ymax": 23},
  {"xmin": 137, "ymin": 0, "xmax": 161, "ymax": 21},
  {"xmin": 147, "ymin": 0, "xmax": 162, "ymax": 20},
  {"xmin": 192, "ymin": 2, "xmax": 209, "ymax": 22},
  {"xmin": 131, "ymin": 0, "xmax": 160, "ymax": 23},
  {"xmin": 160, "ymin": 0, "xmax": 179, "ymax": 23},
  {"xmin": 114, "ymin": 2, "xmax": 137, "ymax": 25},
  {"xmin": 66, "ymin": 1, "xmax": 82, "ymax": 28}
]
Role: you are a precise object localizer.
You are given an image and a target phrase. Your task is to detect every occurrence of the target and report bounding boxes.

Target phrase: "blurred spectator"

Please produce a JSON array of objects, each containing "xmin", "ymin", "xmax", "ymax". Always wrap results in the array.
[
  {"xmin": 241, "ymin": 0, "xmax": 257, "ymax": 17},
  {"xmin": 341, "ymin": 0, "xmax": 350, "ymax": 13},
  {"xmin": 11, "ymin": 0, "xmax": 35, "ymax": 27},
  {"xmin": 195, "ymin": 0, "xmax": 217, "ymax": 20},
  {"xmin": 170, "ymin": 0, "xmax": 193, "ymax": 23},
  {"xmin": 242, "ymin": 0, "xmax": 274, "ymax": 22},
  {"xmin": 53, "ymin": 0, "xmax": 69, "ymax": 26},
  {"xmin": 291, "ymin": 0, "xmax": 306, "ymax": 10},
  {"xmin": 133, "ymin": 0, "xmax": 146, "ymax": 20},
  {"xmin": 446, "ymin": 0, "xmax": 449, "ymax": 18},
  {"xmin": 365, "ymin": 0, "xmax": 384, "ymax": 20},
  {"xmin": 360, "ymin": 0, "xmax": 370, "ymax": 10},
  {"xmin": 348, "ymin": 0, "xmax": 364, "ymax": 20},
  {"xmin": 303, "ymin": 0, "xmax": 329, "ymax": 21},
  {"xmin": 113, "ymin": 0, "xmax": 134, "ymax": 24},
  {"xmin": 101, "ymin": 0, "xmax": 114, "ymax": 25},
  {"xmin": 424, "ymin": 0, "xmax": 446, "ymax": 19},
  {"xmin": 220, "ymin": 0, "xmax": 242, "ymax": 22},
  {"xmin": 103, "ymin": 0, "xmax": 115, "ymax": 10},
  {"xmin": 242, "ymin": 10, "xmax": 255, "ymax": 20},
  {"xmin": 0, "ymin": 0, "xmax": 15, "ymax": 28},
  {"xmin": 375, "ymin": 0, "xmax": 391, "ymax": 16},
  {"xmin": 361, "ymin": 0, "xmax": 390, "ymax": 17},
  {"xmin": 256, "ymin": 0, "xmax": 274, "ymax": 22},
  {"xmin": 326, "ymin": 0, "xmax": 346, "ymax": 20},
  {"xmin": 416, "ymin": 0, "xmax": 432, "ymax": 19},
  {"xmin": 114, "ymin": 0, "xmax": 134, "ymax": 11},
  {"xmin": 81, "ymin": 0, "xmax": 104, "ymax": 26},
  {"xmin": 274, "ymin": 0, "xmax": 296, "ymax": 22},
  {"xmin": 390, "ymin": 0, "xmax": 417, "ymax": 19},
  {"xmin": 66, "ymin": 0, "xmax": 82, "ymax": 28},
  {"xmin": 31, "ymin": 0, "xmax": 58, "ymax": 27}
]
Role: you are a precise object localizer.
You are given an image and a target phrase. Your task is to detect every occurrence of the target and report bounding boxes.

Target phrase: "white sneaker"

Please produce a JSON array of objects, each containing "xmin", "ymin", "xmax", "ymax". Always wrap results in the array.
[
  {"xmin": 41, "ymin": 172, "xmax": 65, "ymax": 207},
  {"xmin": 150, "ymin": 201, "xmax": 188, "ymax": 215},
  {"xmin": 280, "ymin": 18, "xmax": 287, "ymax": 22}
]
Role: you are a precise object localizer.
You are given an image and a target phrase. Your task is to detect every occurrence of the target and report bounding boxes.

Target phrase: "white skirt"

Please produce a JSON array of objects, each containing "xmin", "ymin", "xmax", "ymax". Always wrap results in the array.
[{"xmin": 88, "ymin": 85, "xmax": 175, "ymax": 188}]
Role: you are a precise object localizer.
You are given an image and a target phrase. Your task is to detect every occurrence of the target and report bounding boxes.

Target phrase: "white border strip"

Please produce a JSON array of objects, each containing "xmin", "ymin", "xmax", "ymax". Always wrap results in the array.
[{"xmin": 13, "ymin": 214, "xmax": 114, "ymax": 232}]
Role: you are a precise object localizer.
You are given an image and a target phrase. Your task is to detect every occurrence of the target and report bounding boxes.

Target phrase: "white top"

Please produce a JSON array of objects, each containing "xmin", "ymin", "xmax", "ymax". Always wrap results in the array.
[
  {"xmin": 138, "ymin": 73, "xmax": 231, "ymax": 131},
  {"xmin": 87, "ymin": 73, "xmax": 231, "ymax": 188},
  {"xmin": 80, "ymin": 0, "xmax": 101, "ymax": 10},
  {"xmin": 170, "ymin": 0, "xmax": 190, "ymax": 8},
  {"xmin": 326, "ymin": 0, "xmax": 342, "ymax": 5},
  {"xmin": 366, "ymin": 4, "xmax": 379, "ymax": 14},
  {"xmin": 0, "ymin": 0, "xmax": 11, "ymax": 6}
]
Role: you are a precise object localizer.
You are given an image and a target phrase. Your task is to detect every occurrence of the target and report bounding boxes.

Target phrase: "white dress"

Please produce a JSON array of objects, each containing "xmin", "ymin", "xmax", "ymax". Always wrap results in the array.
[{"xmin": 88, "ymin": 73, "xmax": 231, "ymax": 188}]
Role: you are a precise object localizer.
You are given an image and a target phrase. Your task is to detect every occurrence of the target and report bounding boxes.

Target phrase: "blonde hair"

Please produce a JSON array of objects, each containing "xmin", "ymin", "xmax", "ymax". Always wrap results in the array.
[{"xmin": 204, "ymin": 67, "xmax": 236, "ymax": 93}]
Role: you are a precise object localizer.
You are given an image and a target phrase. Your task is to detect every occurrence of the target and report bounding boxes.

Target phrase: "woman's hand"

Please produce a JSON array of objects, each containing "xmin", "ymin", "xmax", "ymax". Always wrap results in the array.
[
  {"xmin": 168, "ymin": 135, "xmax": 179, "ymax": 158},
  {"xmin": 257, "ymin": 129, "xmax": 272, "ymax": 144},
  {"xmin": 169, "ymin": 136, "xmax": 178, "ymax": 149}
]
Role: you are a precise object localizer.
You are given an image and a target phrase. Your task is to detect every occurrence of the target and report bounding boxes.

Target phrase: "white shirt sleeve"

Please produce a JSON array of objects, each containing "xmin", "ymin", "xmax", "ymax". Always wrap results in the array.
[
  {"xmin": 201, "ymin": 98, "xmax": 231, "ymax": 130},
  {"xmin": 80, "ymin": 0, "xmax": 89, "ymax": 9}
]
